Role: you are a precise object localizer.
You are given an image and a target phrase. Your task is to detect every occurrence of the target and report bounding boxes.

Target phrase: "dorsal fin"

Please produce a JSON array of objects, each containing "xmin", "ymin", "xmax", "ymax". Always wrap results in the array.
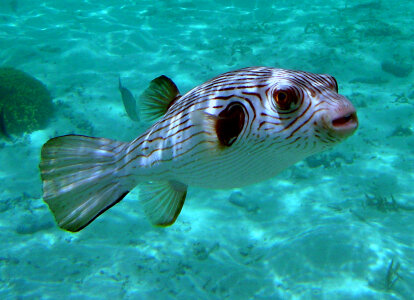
[{"xmin": 140, "ymin": 75, "xmax": 180, "ymax": 122}]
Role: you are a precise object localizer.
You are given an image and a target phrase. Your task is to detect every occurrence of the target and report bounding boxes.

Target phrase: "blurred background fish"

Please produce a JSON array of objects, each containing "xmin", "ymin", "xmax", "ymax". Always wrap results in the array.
[{"xmin": 118, "ymin": 77, "xmax": 140, "ymax": 122}]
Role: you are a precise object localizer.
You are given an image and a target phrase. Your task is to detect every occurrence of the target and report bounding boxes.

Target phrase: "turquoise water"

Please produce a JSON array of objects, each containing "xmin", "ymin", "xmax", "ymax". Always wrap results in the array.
[{"xmin": 1, "ymin": 0, "xmax": 413, "ymax": 299}]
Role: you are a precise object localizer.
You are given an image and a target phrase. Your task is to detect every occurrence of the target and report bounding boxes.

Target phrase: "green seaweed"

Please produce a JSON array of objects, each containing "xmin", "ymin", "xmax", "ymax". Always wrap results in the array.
[{"xmin": 0, "ymin": 67, "xmax": 55, "ymax": 136}]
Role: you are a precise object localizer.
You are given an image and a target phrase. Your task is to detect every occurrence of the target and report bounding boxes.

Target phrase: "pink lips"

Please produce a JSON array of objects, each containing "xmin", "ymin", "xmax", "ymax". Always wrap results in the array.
[{"xmin": 330, "ymin": 110, "xmax": 358, "ymax": 137}]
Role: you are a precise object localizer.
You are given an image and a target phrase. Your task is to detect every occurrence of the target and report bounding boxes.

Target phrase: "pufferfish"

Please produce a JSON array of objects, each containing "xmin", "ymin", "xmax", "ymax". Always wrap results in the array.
[{"xmin": 39, "ymin": 67, "xmax": 358, "ymax": 232}]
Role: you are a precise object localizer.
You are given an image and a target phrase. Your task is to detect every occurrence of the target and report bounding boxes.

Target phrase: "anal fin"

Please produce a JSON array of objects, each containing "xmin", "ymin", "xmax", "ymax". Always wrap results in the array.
[{"xmin": 139, "ymin": 180, "xmax": 187, "ymax": 226}]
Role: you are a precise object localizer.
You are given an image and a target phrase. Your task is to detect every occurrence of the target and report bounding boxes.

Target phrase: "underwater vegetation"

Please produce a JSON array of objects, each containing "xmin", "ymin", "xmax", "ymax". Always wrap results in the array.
[
  {"xmin": 390, "ymin": 125, "xmax": 413, "ymax": 137},
  {"xmin": 0, "ymin": 67, "xmax": 54, "ymax": 137},
  {"xmin": 368, "ymin": 257, "xmax": 403, "ymax": 293},
  {"xmin": 305, "ymin": 151, "xmax": 354, "ymax": 169},
  {"xmin": 364, "ymin": 194, "xmax": 414, "ymax": 213},
  {"xmin": 0, "ymin": 106, "xmax": 12, "ymax": 140},
  {"xmin": 9, "ymin": 0, "xmax": 18, "ymax": 13},
  {"xmin": 385, "ymin": 258, "xmax": 402, "ymax": 291},
  {"xmin": 381, "ymin": 60, "xmax": 413, "ymax": 78}
]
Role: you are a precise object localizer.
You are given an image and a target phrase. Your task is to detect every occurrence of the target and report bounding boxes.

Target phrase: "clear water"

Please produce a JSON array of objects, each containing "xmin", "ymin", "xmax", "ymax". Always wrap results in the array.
[{"xmin": 1, "ymin": 0, "xmax": 413, "ymax": 299}]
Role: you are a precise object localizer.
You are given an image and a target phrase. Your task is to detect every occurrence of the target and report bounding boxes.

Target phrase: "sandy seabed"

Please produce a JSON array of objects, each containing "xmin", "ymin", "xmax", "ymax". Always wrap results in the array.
[{"xmin": 0, "ymin": 0, "xmax": 413, "ymax": 299}]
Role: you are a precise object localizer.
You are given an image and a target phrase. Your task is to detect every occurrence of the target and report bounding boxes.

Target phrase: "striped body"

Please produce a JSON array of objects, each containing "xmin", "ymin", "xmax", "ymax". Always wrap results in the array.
[
  {"xmin": 40, "ymin": 67, "xmax": 358, "ymax": 231},
  {"xmin": 121, "ymin": 67, "xmax": 355, "ymax": 188}
]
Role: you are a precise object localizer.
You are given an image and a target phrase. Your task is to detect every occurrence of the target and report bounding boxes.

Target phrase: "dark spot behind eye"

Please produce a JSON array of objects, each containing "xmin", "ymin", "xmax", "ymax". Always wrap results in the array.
[{"xmin": 216, "ymin": 102, "xmax": 245, "ymax": 147}]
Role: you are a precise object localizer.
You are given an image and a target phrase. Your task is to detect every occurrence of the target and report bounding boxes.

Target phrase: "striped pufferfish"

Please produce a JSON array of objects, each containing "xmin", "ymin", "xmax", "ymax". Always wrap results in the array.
[{"xmin": 39, "ymin": 67, "xmax": 358, "ymax": 232}]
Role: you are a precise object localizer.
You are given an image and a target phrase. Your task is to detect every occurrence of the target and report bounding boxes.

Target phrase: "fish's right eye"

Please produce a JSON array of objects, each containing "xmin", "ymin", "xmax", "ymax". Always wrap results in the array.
[{"xmin": 272, "ymin": 88, "xmax": 298, "ymax": 111}]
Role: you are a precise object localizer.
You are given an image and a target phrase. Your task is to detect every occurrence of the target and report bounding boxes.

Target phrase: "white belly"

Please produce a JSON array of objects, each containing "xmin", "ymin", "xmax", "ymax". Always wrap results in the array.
[{"xmin": 164, "ymin": 141, "xmax": 307, "ymax": 189}]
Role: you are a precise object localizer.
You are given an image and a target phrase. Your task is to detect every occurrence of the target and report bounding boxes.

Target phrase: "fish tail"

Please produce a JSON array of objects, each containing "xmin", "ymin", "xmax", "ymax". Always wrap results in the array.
[{"xmin": 39, "ymin": 134, "xmax": 134, "ymax": 232}]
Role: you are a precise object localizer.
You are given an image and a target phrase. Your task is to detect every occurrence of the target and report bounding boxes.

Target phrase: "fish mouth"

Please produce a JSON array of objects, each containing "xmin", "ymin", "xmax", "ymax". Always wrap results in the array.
[{"xmin": 330, "ymin": 110, "xmax": 358, "ymax": 137}]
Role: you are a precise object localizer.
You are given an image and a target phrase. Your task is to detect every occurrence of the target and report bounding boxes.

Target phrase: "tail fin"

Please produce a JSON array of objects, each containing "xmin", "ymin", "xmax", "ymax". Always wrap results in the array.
[{"xmin": 39, "ymin": 135, "xmax": 132, "ymax": 232}]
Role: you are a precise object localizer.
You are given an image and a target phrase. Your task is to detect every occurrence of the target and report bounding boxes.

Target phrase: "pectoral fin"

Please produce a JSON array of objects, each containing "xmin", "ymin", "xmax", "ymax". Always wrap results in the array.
[{"xmin": 139, "ymin": 180, "xmax": 187, "ymax": 226}]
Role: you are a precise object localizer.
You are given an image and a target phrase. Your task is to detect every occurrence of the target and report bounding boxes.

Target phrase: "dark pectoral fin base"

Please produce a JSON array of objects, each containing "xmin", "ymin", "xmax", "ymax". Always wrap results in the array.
[{"xmin": 216, "ymin": 102, "xmax": 246, "ymax": 147}]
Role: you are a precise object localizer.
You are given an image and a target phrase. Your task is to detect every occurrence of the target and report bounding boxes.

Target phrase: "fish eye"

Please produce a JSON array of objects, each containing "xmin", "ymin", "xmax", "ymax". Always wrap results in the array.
[{"xmin": 272, "ymin": 88, "xmax": 298, "ymax": 111}]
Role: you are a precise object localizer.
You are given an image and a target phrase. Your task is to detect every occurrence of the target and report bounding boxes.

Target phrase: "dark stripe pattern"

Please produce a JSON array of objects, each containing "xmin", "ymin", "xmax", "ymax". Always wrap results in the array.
[{"xmin": 118, "ymin": 67, "xmax": 352, "ymax": 189}]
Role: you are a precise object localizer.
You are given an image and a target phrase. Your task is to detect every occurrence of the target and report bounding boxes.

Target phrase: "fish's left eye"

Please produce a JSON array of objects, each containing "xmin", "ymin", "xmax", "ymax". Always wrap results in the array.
[{"xmin": 273, "ymin": 88, "xmax": 298, "ymax": 111}]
